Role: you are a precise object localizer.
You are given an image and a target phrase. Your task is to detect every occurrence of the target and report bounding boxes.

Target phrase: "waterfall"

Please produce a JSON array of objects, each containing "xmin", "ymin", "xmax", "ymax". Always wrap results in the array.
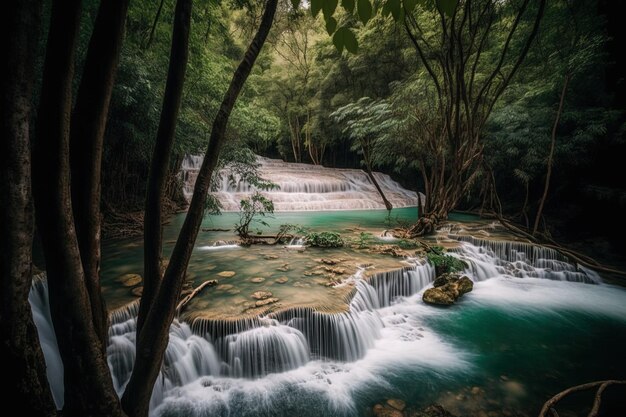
[
  {"xmin": 450, "ymin": 235, "xmax": 601, "ymax": 283},
  {"xmin": 180, "ymin": 155, "xmax": 421, "ymax": 211},
  {"xmin": 29, "ymin": 277, "xmax": 64, "ymax": 409},
  {"xmin": 28, "ymin": 235, "xmax": 605, "ymax": 415}
]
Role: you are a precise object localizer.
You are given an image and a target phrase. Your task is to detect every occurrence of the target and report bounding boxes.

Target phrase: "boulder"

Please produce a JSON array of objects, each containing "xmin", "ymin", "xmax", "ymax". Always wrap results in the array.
[
  {"xmin": 457, "ymin": 276, "xmax": 473, "ymax": 295},
  {"xmin": 423, "ymin": 287, "xmax": 455, "ymax": 305},
  {"xmin": 433, "ymin": 272, "xmax": 458, "ymax": 287},
  {"xmin": 423, "ymin": 273, "xmax": 473, "ymax": 306}
]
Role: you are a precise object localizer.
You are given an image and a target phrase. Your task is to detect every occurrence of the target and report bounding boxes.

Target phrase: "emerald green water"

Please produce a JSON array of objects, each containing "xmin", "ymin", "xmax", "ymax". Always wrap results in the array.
[
  {"xmin": 101, "ymin": 208, "xmax": 429, "ymax": 311},
  {"xmin": 100, "ymin": 209, "xmax": 626, "ymax": 416}
]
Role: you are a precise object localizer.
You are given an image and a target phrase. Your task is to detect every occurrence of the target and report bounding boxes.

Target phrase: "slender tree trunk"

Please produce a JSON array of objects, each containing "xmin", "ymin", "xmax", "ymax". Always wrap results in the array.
[
  {"xmin": 533, "ymin": 73, "xmax": 570, "ymax": 235},
  {"xmin": 137, "ymin": 0, "xmax": 192, "ymax": 337},
  {"xmin": 32, "ymin": 1, "xmax": 125, "ymax": 416},
  {"xmin": 362, "ymin": 143, "xmax": 393, "ymax": 211},
  {"xmin": 70, "ymin": 0, "xmax": 130, "ymax": 350},
  {"xmin": 365, "ymin": 166, "xmax": 393, "ymax": 211},
  {"xmin": 145, "ymin": 0, "xmax": 166, "ymax": 49},
  {"xmin": 121, "ymin": 1, "xmax": 278, "ymax": 416},
  {"xmin": 0, "ymin": 1, "xmax": 56, "ymax": 415}
]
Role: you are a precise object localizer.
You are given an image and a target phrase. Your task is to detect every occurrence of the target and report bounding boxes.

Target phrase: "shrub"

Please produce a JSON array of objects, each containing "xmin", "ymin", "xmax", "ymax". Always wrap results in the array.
[
  {"xmin": 425, "ymin": 246, "xmax": 466, "ymax": 274},
  {"xmin": 304, "ymin": 231, "xmax": 344, "ymax": 248}
]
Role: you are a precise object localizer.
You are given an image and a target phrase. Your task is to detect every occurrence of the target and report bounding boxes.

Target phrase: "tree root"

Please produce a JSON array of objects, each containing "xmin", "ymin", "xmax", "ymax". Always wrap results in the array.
[{"xmin": 539, "ymin": 380, "xmax": 626, "ymax": 417}]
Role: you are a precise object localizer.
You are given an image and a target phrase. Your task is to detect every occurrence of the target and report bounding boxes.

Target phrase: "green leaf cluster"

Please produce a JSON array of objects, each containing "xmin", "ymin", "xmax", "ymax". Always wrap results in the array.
[{"xmin": 304, "ymin": 231, "xmax": 345, "ymax": 247}]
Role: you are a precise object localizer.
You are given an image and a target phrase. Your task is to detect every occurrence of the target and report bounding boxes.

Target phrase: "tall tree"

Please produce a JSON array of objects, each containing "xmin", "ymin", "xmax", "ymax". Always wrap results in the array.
[
  {"xmin": 0, "ymin": 1, "xmax": 56, "ymax": 415},
  {"xmin": 70, "ymin": 0, "xmax": 131, "ymax": 349},
  {"xmin": 32, "ymin": 0, "xmax": 125, "ymax": 415},
  {"xmin": 137, "ymin": 0, "xmax": 193, "ymax": 337},
  {"xmin": 121, "ymin": 1, "xmax": 279, "ymax": 416},
  {"xmin": 400, "ymin": 0, "xmax": 546, "ymax": 233}
]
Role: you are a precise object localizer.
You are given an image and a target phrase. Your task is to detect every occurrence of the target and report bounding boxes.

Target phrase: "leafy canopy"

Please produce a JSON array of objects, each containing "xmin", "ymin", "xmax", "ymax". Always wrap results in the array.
[{"xmin": 290, "ymin": 0, "xmax": 458, "ymax": 52}]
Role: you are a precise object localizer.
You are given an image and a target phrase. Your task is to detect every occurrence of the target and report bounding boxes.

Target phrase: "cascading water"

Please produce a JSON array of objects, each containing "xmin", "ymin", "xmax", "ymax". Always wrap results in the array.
[
  {"xmin": 450, "ymin": 235, "xmax": 601, "ymax": 283},
  {"xmin": 180, "ymin": 155, "xmax": 421, "ymax": 211},
  {"xmin": 29, "ymin": 235, "xmax": 612, "ymax": 416}
]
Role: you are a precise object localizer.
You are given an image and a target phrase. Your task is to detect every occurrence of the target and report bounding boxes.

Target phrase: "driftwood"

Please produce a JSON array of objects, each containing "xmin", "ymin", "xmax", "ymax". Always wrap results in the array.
[
  {"xmin": 201, "ymin": 227, "xmax": 231, "ymax": 232},
  {"xmin": 176, "ymin": 279, "xmax": 217, "ymax": 312},
  {"xmin": 539, "ymin": 380, "xmax": 626, "ymax": 417}
]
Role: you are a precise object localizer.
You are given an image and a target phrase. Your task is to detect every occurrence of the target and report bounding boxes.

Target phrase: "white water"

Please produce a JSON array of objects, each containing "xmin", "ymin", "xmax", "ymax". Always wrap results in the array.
[
  {"xmin": 30, "ymin": 236, "xmax": 622, "ymax": 416},
  {"xmin": 180, "ymin": 155, "xmax": 421, "ymax": 211}
]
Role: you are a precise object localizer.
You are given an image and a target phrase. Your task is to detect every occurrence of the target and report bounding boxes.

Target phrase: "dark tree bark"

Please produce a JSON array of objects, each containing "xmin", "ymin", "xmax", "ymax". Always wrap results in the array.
[
  {"xmin": 146, "ymin": 0, "xmax": 166, "ymax": 49},
  {"xmin": 361, "ymin": 144, "xmax": 393, "ymax": 211},
  {"xmin": 70, "ymin": 0, "xmax": 130, "ymax": 350},
  {"xmin": 0, "ymin": 1, "xmax": 56, "ymax": 415},
  {"xmin": 121, "ymin": 1, "xmax": 278, "ymax": 416},
  {"xmin": 137, "ymin": 0, "xmax": 192, "ymax": 336},
  {"xmin": 32, "ymin": 0, "xmax": 125, "ymax": 416}
]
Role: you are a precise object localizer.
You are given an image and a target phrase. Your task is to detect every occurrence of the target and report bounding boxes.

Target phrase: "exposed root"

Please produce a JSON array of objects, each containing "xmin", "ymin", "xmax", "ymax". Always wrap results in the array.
[{"xmin": 539, "ymin": 380, "xmax": 626, "ymax": 417}]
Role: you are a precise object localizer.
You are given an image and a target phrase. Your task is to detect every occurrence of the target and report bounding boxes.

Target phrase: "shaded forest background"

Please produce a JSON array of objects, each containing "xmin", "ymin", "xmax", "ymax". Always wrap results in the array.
[{"xmin": 34, "ymin": 0, "xmax": 626, "ymax": 260}]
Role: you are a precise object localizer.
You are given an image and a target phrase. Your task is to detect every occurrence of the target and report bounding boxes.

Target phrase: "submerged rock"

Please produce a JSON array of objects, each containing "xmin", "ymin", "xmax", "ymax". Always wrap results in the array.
[
  {"xmin": 255, "ymin": 297, "xmax": 278, "ymax": 307},
  {"xmin": 409, "ymin": 404, "xmax": 457, "ymax": 417},
  {"xmin": 119, "ymin": 273, "xmax": 142, "ymax": 287},
  {"xmin": 372, "ymin": 404, "xmax": 403, "ymax": 417},
  {"xmin": 275, "ymin": 276, "xmax": 289, "ymax": 284},
  {"xmin": 251, "ymin": 290, "xmax": 272, "ymax": 300},
  {"xmin": 216, "ymin": 284, "xmax": 234, "ymax": 291},
  {"xmin": 217, "ymin": 271, "xmax": 236, "ymax": 278},
  {"xmin": 131, "ymin": 286, "xmax": 143, "ymax": 296},
  {"xmin": 250, "ymin": 277, "xmax": 265, "ymax": 283},
  {"xmin": 386, "ymin": 399, "xmax": 406, "ymax": 411},
  {"xmin": 423, "ymin": 273, "xmax": 473, "ymax": 306}
]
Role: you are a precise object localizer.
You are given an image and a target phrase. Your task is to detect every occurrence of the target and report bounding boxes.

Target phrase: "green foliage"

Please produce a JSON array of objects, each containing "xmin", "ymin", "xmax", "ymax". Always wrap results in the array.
[
  {"xmin": 301, "ymin": 0, "xmax": 458, "ymax": 52},
  {"xmin": 396, "ymin": 239, "xmax": 419, "ymax": 249},
  {"xmin": 426, "ymin": 252, "xmax": 466, "ymax": 274},
  {"xmin": 304, "ymin": 231, "xmax": 345, "ymax": 247},
  {"xmin": 234, "ymin": 192, "xmax": 275, "ymax": 237},
  {"xmin": 354, "ymin": 231, "xmax": 373, "ymax": 248}
]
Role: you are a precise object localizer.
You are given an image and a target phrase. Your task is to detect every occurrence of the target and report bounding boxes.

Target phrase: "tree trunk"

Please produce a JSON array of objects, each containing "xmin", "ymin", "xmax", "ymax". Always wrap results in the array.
[
  {"xmin": 533, "ymin": 73, "xmax": 570, "ymax": 235},
  {"xmin": 145, "ymin": 0, "xmax": 166, "ymax": 49},
  {"xmin": 32, "ymin": 1, "xmax": 125, "ymax": 416},
  {"xmin": 361, "ymin": 143, "xmax": 392, "ymax": 211},
  {"xmin": 120, "ymin": 1, "xmax": 278, "ymax": 416},
  {"xmin": 0, "ymin": 1, "xmax": 56, "ymax": 415},
  {"xmin": 137, "ymin": 0, "xmax": 192, "ymax": 337},
  {"xmin": 70, "ymin": 0, "xmax": 130, "ymax": 350},
  {"xmin": 365, "ymin": 166, "xmax": 393, "ymax": 211}
]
